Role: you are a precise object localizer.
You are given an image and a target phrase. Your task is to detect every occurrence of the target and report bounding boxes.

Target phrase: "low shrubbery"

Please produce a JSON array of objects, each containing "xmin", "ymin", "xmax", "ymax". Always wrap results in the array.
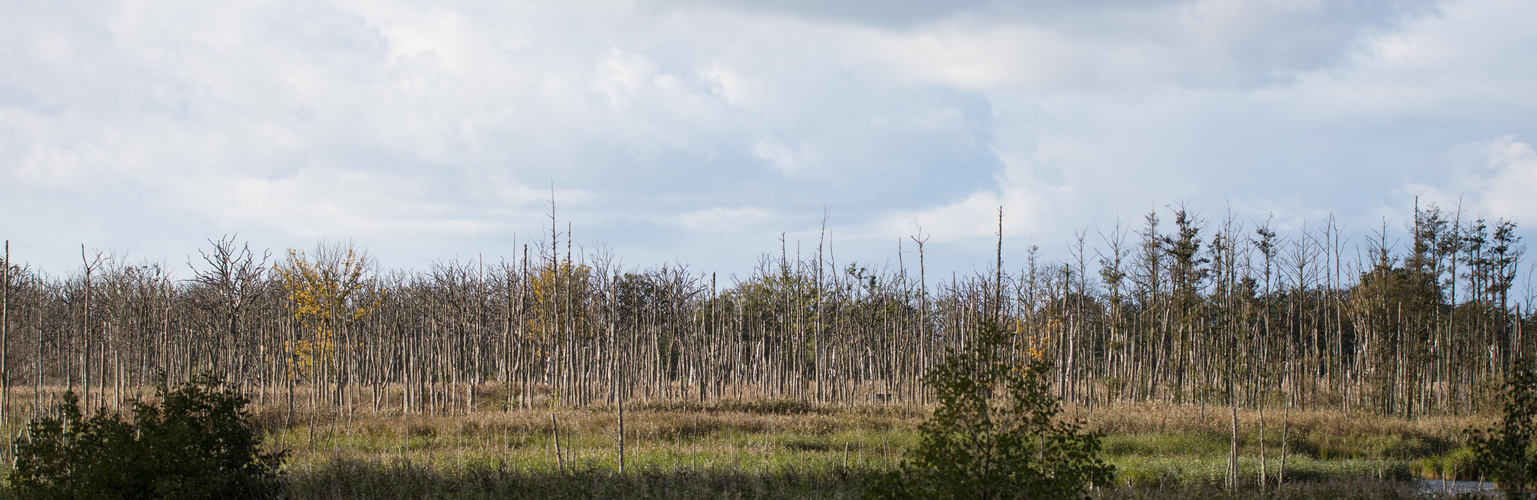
[
  {"xmin": 1466, "ymin": 356, "xmax": 1537, "ymax": 494},
  {"xmin": 8, "ymin": 375, "xmax": 283, "ymax": 499},
  {"xmin": 1416, "ymin": 447, "xmax": 1480, "ymax": 481},
  {"xmin": 286, "ymin": 458, "xmax": 874, "ymax": 500},
  {"xmin": 878, "ymin": 320, "xmax": 1114, "ymax": 499}
]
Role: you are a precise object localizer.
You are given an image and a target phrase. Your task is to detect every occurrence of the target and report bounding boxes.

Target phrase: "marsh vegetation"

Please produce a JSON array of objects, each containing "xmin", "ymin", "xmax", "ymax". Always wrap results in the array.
[{"xmin": 0, "ymin": 201, "xmax": 1530, "ymax": 496}]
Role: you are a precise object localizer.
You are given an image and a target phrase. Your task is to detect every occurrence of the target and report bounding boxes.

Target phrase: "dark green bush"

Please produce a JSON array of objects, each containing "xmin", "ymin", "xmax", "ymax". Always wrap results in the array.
[
  {"xmin": 879, "ymin": 320, "xmax": 1115, "ymax": 499},
  {"xmin": 1467, "ymin": 356, "xmax": 1537, "ymax": 496},
  {"xmin": 9, "ymin": 374, "xmax": 284, "ymax": 499}
]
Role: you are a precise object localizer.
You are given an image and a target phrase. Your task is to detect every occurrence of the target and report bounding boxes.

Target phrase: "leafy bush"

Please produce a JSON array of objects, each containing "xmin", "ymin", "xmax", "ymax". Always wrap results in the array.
[
  {"xmin": 9, "ymin": 374, "xmax": 284, "ymax": 499},
  {"xmin": 1418, "ymin": 447, "xmax": 1479, "ymax": 481},
  {"xmin": 879, "ymin": 320, "xmax": 1114, "ymax": 499},
  {"xmin": 1467, "ymin": 357, "xmax": 1537, "ymax": 496}
]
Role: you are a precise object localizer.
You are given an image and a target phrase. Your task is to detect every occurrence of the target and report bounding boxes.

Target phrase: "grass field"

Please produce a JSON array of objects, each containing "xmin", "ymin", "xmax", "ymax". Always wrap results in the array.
[
  {"xmin": 237, "ymin": 395, "xmax": 1488, "ymax": 498},
  {"xmin": 0, "ymin": 386, "xmax": 1493, "ymax": 498}
]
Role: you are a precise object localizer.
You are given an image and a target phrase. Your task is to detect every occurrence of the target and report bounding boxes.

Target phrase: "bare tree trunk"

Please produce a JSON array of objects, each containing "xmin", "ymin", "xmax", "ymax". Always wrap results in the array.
[{"xmin": 2, "ymin": 241, "xmax": 10, "ymax": 460}]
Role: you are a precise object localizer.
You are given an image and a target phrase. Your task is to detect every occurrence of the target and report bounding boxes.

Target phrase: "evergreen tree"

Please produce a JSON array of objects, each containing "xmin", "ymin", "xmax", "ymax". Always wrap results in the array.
[{"xmin": 881, "ymin": 320, "xmax": 1114, "ymax": 499}]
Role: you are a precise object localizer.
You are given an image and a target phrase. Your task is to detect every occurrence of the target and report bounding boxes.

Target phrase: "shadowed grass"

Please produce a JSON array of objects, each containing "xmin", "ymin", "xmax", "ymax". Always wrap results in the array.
[
  {"xmin": 284, "ymin": 458, "xmax": 879, "ymax": 500},
  {"xmin": 1112, "ymin": 456, "xmax": 1412, "ymax": 489},
  {"xmin": 281, "ymin": 459, "xmax": 1430, "ymax": 500},
  {"xmin": 1092, "ymin": 479, "xmax": 1427, "ymax": 499}
]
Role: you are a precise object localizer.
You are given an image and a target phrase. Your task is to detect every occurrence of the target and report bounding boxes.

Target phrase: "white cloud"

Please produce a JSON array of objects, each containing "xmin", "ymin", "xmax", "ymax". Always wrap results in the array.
[
  {"xmin": 1476, "ymin": 137, "xmax": 1537, "ymax": 219},
  {"xmin": 2, "ymin": 0, "xmax": 1534, "ymax": 276},
  {"xmin": 851, "ymin": 0, "xmax": 1433, "ymax": 93},
  {"xmin": 677, "ymin": 206, "xmax": 775, "ymax": 235},
  {"xmin": 170, "ymin": 166, "xmax": 500, "ymax": 238},
  {"xmin": 1417, "ymin": 136, "xmax": 1537, "ymax": 223},
  {"xmin": 750, "ymin": 136, "xmax": 816, "ymax": 175},
  {"xmin": 17, "ymin": 142, "xmax": 107, "ymax": 186},
  {"xmin": 869, "ymin": 150, "xmax": 1074, "ymax": 243},
  {"xmin": 699, "ymin": 61, "xmax": 754, "ymax": 108}
]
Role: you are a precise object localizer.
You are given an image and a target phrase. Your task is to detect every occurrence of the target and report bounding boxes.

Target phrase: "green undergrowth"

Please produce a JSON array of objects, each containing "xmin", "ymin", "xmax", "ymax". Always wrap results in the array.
[
  {"xmin": 1099, "ymin": 429, "xmax": 1455, "ymax": 461},
  {"xmin": 260, "ymin": 427, "xmax": 1427, "ymax": 498},
  {"xmin": 1414, "ymin": 446, "xmax": 1481, "ymax": 481},
  {"xmin": 281, "ymin": 460, "xmax": 1432, "ymax": 500},
  {"xmin": 626, "ymin": 398, "xmax": 927, "ymax": 419},
  {"xmin": 285, "ymin": 458, "xmax": 877, "ymax": 499},
  {"xmin": 1112, "ymin": 456, "xmax": 1412, "ymax": 489},
  {"xmin": 1, "ymin": 402, "xmax": 1482, "ymax": 497},
  {"xmin": 1091, "ymin": 479, "xmax": 1427, "ymax": 500},
  {"xmin": 268, "ymin": 423, "xmax": 921, "ymax": 476}
]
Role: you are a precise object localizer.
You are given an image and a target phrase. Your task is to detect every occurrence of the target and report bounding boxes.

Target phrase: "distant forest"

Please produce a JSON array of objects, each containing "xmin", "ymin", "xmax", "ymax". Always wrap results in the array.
[{"xmin": 0, "ymin": 202, "xmax": 1528, "ymax": 422}]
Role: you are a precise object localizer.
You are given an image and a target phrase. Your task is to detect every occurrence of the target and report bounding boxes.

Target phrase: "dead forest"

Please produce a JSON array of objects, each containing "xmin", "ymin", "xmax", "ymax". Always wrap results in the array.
[{"xmin": 0, "ymin": 203, "xmax": 1529, "ymax": 431}]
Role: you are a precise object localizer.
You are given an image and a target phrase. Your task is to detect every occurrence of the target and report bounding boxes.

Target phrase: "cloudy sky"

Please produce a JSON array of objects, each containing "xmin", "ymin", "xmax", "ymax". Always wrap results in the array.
[{"xmin": 4, "ymin": 0, "xmax": 1537, "ymax": 280}]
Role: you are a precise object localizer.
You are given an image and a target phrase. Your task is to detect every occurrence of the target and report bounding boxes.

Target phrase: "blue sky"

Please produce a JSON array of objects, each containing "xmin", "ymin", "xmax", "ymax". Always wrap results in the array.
[{"xmin": 4, "ymin": 0, "xmax": 1537, "ymax": 282}]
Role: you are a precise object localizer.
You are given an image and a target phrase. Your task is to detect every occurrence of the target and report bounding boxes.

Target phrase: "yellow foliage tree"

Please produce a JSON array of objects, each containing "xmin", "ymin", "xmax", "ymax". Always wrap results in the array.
[
  {"xmin": 524, "ymin": 259, "xmax": 594, "ymax": 348},
  {"xmin": 1015, "ymin": 317, "xmax": 1051, "ymax": 361},
  {"xmin": 277, "ymin": 243, "xmax": 378, "ymax": 380}
]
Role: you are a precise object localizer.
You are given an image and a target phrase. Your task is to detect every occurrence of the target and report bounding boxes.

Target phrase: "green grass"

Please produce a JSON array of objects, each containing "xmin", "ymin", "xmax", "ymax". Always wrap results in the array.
[
  {"xmin": 0, "ymin": 399, "xmax": 1483, "ymax": 498},
  {"xmin": 1092, "ymin": 479, "xmax": 1427, "ymax": 500},
  {"xmin": 242, "ymin": 404, "xmax": 1451, "ymax": 498},
  {"xmin": 1112, "ymin": 456, "xmax": 1412, "ymax": 489},
  {"xmin": 284, "ymin": 459, "xmax": 880, "ymax": 499},
  {"xmin": 267, "ymin": 416, "xmax": 920, "ymax": 475},
  {"xmin": 281, "ymin": 461, "xmax": 1433, "ymax": 500},
  {"xmin": 1100, "ymin": 430, "xmax": 1451, "ymax": 462},
  {"xmin": 1101, "ymin": 432, "xmax": 1232, "ymax": 457}
]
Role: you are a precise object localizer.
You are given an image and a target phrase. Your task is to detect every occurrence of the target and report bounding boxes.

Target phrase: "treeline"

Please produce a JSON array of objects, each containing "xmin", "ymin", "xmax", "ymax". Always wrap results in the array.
[{"xmin": 0, "ymin": 203, "xmax": 1529, "ymax": 424}]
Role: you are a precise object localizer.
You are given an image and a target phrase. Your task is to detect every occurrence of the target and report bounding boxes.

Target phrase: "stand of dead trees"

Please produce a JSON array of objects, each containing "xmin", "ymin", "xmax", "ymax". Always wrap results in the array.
[{"xmin": 0, "ymin": 203, "xmax": 1530, "ymax": 451}]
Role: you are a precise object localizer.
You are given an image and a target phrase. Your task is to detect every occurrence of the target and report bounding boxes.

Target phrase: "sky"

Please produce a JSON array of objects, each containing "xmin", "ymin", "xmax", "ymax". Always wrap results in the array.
[{"xmin": 4, "ymin": 0, "xmax": 1537, "ymax": 284}]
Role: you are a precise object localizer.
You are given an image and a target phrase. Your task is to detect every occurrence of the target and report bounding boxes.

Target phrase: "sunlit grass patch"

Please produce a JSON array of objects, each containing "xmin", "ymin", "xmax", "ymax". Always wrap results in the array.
[{"xmin": 1101, "ymin": 432, "xmax": 1231, "ymax": 457}]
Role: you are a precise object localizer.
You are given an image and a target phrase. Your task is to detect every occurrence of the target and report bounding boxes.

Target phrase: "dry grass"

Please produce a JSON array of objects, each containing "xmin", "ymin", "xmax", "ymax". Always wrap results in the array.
[
  {"xmin": 1078, "ymin": 401, "xmax": 1488, "ymax": 461},
  {"xmin": 239, "ymin": 397, "xmax": 1482, "ymax": 485},
  {"xmin": 0, "ymin": 383, "xmax": 1488, "ymax": 444},
  {"xmin": 0, "ymin": 385, "xmax": 1490, "ymax": 495},
  {"xmin": 1079, "ymin": 401, "xmax": 1488, "ymax": 441},
  {"xmin": 254, "ymin": 400, "xmax": 921, "ymax": 479}
]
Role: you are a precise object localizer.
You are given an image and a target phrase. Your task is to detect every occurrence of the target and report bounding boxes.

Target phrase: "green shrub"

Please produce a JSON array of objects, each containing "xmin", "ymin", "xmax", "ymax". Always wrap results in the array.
[
  {"xmin": 1467, "ymin": 357, "xmax": 1537, "ymax": 495},
  {"xmin": 878, "ymin": 320, "xmax": 1114, "ymax": 499},
  {"xmin": 9, "ymin": 374, "xmax": 284, "ymax": 499},
  {"xmin": 1440, "ymin": 446, "xmax": 1480, "ymax": 480}
]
